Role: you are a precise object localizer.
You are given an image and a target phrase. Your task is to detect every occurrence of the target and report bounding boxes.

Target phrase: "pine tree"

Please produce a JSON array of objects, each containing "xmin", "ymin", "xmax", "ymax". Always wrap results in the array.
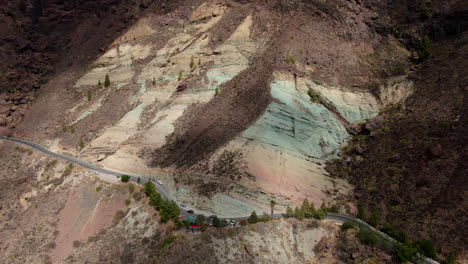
[
  {"xmin": 294, "ymin": 206, "xmax": 304, "ymax": 220},
  {"xmin": 248, "ymin": 211, "xmax": 258, "ymax": 224},
  {"xmin": 104, "ymin": 73, "xmax": 110, "ymax": 87}
]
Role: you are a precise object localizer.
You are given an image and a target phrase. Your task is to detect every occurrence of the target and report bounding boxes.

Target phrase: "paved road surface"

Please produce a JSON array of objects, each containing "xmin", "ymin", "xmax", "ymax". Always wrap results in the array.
[{"xmin": 0, "ymin": 136, "xmax": 439, "ymax": 264}]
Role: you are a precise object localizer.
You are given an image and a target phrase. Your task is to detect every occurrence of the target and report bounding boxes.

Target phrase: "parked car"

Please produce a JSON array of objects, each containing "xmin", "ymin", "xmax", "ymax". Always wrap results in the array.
[
  {"xmin": 187, "ymin": 210, "xmax": 194, "ymax": 214},
  {"xmin": 157, "ymin": 180, "xmax": 163, "ymax": 185},
  {"xmin": 180, "ymin": 203, "xmax": 187, "ymax": 207}
]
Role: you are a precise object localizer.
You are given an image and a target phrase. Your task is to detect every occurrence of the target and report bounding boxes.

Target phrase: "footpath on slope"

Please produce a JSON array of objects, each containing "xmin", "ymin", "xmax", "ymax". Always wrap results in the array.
[{"xmin": 0, "ymin": 136, "xmax": 440, "ymax": 264}]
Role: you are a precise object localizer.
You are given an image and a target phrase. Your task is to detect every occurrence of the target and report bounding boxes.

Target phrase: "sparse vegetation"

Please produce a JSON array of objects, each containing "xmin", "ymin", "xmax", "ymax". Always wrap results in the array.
[
  {"xmin": 198, "ymin": 58, "xmax": 201, "ymax": 66},
  {"xmin": 285, "ymin": 52, "xmax": 296, "ymax": 64},
  {"xmin": 177, "ymin": 71, "xmax": 183, "ymax": 81},
  {"xmin": 104, "ymin": 73, "xmax": 111, "ymax": 87},
  {"xmin": 190, "ymin": 56, "xmax": 195, "ymax": 69},
  {"xmin": 62, "ymin": 163, "xmax": 74, "ymax": 177},
  {"xmin": 86, "ymin": 91, "xmax": 91, "ymax": 101},
  {"xmin": 125, "ymin": 199, "xmax": 131, "ymax": 206},
  {"xmin": 96, "ymin": 186, "xmax": 102, "ymax": 192},
  {"xmin": 160, "ymin": 236, "xmax": 177, "ymax": 253},
  {"xmin": 113, "ymin": 210, "xmax": 125, "ymax": 224},
  {"xmin": 307, "ymin": 89, "xmax": 320, "ymax": 103},
  {"xmin": 444, "ymin": 250, "xmax": 457, "ymax": 264},
  {"xmin": 70, "ymin": 125, "xmax": 75, "ymax": 134},
  {"xmin": 341, "ymin": 220, "xmax": 356, "ymax": 231},
  {"xmin": 120, "ymin": 175, "xmax": 130, "ymax": 182},
  {"xmin": 214, "ymin": 87, "xmax": 220, "ymax": 96},
  {"xmin": 414, "ymin": 239, "xmax": 437, "ymax": 258},
  {"xmin": 79, "ymin": 138, "xmax": 84, "ymax": 149},
  {"xmin": 152, "ymin": 77, "xmax": 156, "ymax": 86},
  {"xmin": 98, "ymin": 80, "xmax": 101, "ymax": 87}
]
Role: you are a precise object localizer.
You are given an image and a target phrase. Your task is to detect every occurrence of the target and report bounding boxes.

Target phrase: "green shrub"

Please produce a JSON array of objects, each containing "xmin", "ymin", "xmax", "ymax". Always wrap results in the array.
[
  {"xmin": 178, "ymin": 71, "xmax": 183, "ymax": 81},
  {"xmin": 137, "ymin": 177, "xmax": 141, "ymax": 183},
  {"xmin": 285, "ymin": 52, "xmax": 296, "ymax": 64},
  {"xmin": 152, "ymin": 77, "xmax": 156, "ymax": 86},
  {"xmin": 381, "ymin": 223, "xmax": 408, "ymax": 243},
  {"xmin": 307, "ymin": 90, "xmax": 320, "ymax": 103},
  {"xmin": 86, "ymin": 91, "xmax": 92, "ymax": 101},
  {"xmin": 70, "ymin": 125, "xmax": 75, "ymax": 134},
  {"xmin": 418, "ymin": 36, "xmax": 431, "ymax": 61},
  {"xmin": 196, "ymin": 214, "xmax": 205, "ymax": 226},
  {"xmin": 62, "ymin": 163, "xmax": 74, "ymax": 177},
  {"xmin": 341, "ymin": 220, "xmax": 356, "ymax": 231},
  {"xmin": 215, "ymin": 87, "xmax": 220, "ymax": 96},
  {"xmin": 98, "ymin": 80, "xmax": 101, "ymax": 87},
  {"xmin": 329, "ymin": 204, "xmax": 340, "ymax": 213},
  {"xmin": 121, "ymin": 175, "xmax": 130, "ymax": 183},
  {"xmin": 357, "ymin": 204, "xmax": 367, "ymax": 219},
  {"xmin": 285, "ymin": 205, "xmax": 294, "ymax": 217},
  {"xmin": 358, "ymin": 228, "xmax": 379, "ymax": 246},
  {"xmin": 96, "ymin": 186, "xmax": 102, "ymax": 192},
  {"xmin": 79, "ymin": 139, "xmax": 84, "ymax": 149},
  {"xmin": 260, "ymin": 213, "xmax": 271, "ymax": 222},
  {"xmin": 444, "ymin": 250, "xmax": 457, "ymax": 264},
  {"xmin": 104, "ymin": 73, "xmax": 111, "ymax": 87},
  {"xmin": 125, "ymin": 199, "xmax": 131, "ymax": 206},
  {"xmin": 395, "ymin": 242, "xmax": 418, "ymax": 262},
  {"xmin": 190, "ymin": 56, "xmax": 195, "ymax": 69},
  {"xmin": 160, "ymin": 236, "xmax": 176, "ymax": 253},
  {"xmin": 414, "ymin": 239, "xmax": 437, "ymax": 258},
  {"xmin": 212, "ymin": 216, "xmax": 221, "ymax": 227},
  {"xmin": 369, "ymin": 207, "xmax": 381, "ymax": 227}
]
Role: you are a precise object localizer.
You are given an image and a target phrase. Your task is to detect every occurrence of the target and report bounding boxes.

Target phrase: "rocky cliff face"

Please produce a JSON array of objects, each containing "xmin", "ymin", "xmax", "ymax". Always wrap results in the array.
[{"xmin": 1, "ymin": 0, "xmax": 467, "ymax": 263}]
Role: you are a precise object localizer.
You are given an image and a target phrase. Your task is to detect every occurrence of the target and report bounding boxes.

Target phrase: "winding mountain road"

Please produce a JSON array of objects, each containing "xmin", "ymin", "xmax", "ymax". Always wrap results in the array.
[{"xmin": 0, "ymin": 135, "xmax": 439, "ymax": 264}]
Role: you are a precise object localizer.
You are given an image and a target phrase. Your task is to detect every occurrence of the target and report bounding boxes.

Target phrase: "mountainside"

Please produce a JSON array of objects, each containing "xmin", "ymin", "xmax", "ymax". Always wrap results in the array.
[{"xmin": 0, "ymin": 0, "xmax": 466, "ymax": 263}]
